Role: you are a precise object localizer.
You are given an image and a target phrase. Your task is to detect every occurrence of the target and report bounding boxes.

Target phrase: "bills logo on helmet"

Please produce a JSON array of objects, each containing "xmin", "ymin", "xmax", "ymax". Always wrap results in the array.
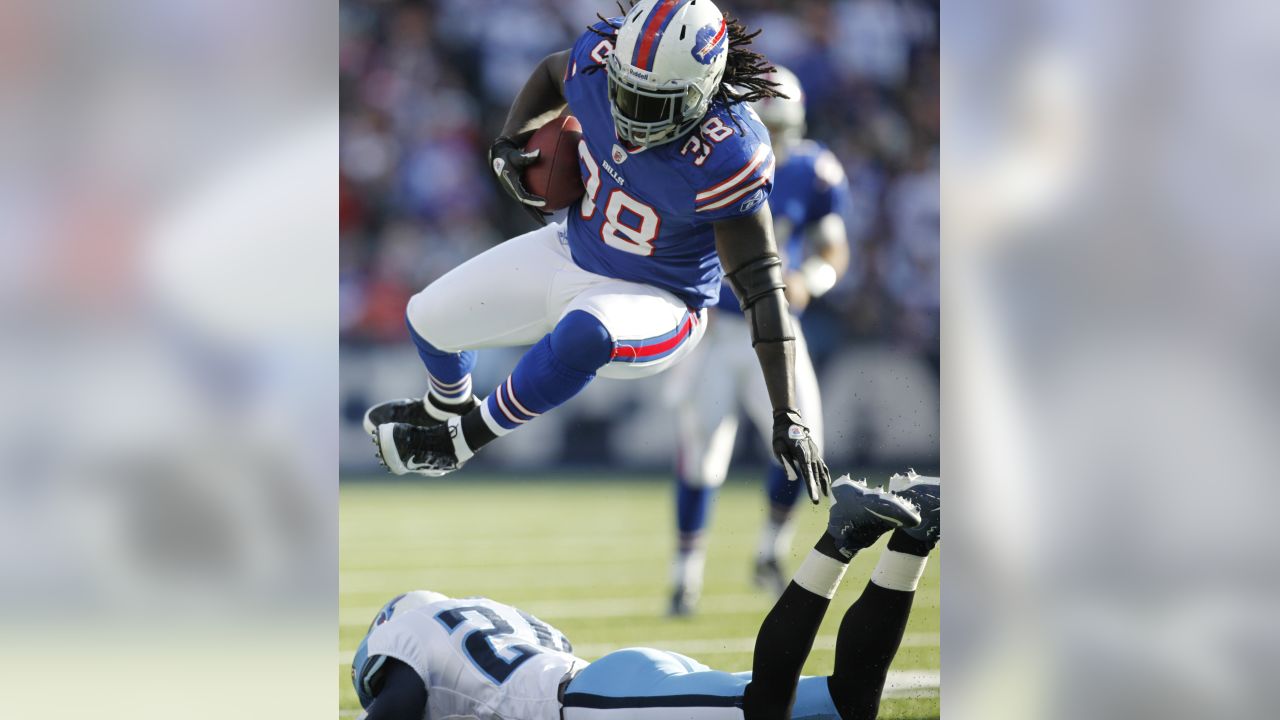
[{"xmin": 692, "ymin": 20, "xmax": 727, "ymax": 65}]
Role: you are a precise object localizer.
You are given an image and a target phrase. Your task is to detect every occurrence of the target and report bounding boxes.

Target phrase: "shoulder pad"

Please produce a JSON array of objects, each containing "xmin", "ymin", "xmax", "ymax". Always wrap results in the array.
[
  {"xmin": 692, "ymin": 109, "xmax": 774, "ymax": 218},
  {"xmin": 568, "ymin": 19, "xmax": 622, "ymax": 78}
]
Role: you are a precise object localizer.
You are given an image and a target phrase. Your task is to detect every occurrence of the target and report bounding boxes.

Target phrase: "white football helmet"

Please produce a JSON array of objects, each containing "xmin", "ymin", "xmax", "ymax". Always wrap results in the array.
[
  {"xmin": 364, "ymin": 590, "xmax": 447, "ymax": 632},
  {"xmin": 607, "ymin": 0, "xmax": 730, "ymax": 147},
  {"xmin": 752, "ymin": 65, "xmax": 805, "ymax": 148}
]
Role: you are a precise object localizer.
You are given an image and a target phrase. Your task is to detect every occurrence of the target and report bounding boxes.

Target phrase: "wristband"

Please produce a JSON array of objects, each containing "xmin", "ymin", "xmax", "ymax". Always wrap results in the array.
[{"xmin": 799, "ymin": 256, "xmax": 838, "ymax": 298}]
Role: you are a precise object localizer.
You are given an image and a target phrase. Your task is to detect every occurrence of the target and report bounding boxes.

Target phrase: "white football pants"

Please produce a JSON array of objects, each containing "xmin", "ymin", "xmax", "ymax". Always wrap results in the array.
[
  {"xmin": 406, "ymin": 222, "xmax": 706, "ymax": 380},
  {"xmin": 665, "ymin": 310, "xmax": 824, "ymax": 488}
]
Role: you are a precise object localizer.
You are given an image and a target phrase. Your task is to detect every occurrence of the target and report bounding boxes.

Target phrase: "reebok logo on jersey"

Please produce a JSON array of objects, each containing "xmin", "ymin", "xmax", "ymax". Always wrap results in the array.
[{"xmin": 739, "ymin": 188, "xmax": 767, "ymax": 214}]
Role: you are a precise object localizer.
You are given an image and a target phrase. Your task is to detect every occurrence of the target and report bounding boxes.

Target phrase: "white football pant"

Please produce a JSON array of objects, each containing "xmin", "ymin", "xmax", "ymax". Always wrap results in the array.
[
  {"xmin": 665, "ymin": 309, "xmax": 824, "ymax": 488},
  {"xmin": 406, "ymin": 222, "xmax": 706, "ymax": 380}
]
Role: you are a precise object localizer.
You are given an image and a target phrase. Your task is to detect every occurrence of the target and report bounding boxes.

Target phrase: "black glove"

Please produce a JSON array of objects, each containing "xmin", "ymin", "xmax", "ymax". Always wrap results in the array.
[
  {"xmin": 488, "ymin": 136, "xmax": 551, "ymax": 225},
  {"xmin": 772, "ymin": 409, "xmax": 831, "ymax": 504}
]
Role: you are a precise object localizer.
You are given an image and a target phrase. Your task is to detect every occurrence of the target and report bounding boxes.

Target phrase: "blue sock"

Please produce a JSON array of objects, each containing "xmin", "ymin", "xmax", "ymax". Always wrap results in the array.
[
  {"xmin": 676, "ymin": 478, "xmax": 713, "ymax": 551},
  {"xmin": 406, "ymin": 314, "xmax": 476, "ymax": 403},
  {"xmin": 480, "ymin": 310, "xmax": 613, "ymax": 435},
  {"xmin": 766, "ymin": 464, "xmax": 802, "ymax": 509}
]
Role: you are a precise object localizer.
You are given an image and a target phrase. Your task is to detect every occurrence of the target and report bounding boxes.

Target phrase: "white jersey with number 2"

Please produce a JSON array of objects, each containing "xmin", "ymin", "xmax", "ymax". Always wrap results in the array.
[{"xmin": 360, "ymin": 595, "xmax": 583, "ymax": 720}]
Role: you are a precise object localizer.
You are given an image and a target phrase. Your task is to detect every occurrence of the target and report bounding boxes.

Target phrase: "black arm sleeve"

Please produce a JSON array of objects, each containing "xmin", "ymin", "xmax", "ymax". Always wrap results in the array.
[
  {"xmin": 724, "ymin": 255, "xmax": 796, "ymax": 345},
  {"xmin": 363, "ymin": 658, "xmax": 428, "ymax": 720},
  {"xmin": 715, "ymin": 205, "xmax": 798, "ymax": 413}
]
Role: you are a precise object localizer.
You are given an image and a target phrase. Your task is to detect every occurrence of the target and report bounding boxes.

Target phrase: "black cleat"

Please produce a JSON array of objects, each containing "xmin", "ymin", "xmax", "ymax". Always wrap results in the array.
[
  {"xmin": 363, "ymin": 395, "xmax": 479, "ymax": 436},
  {"xmin": 889, "ymin": 471, "xmax": 941, "ymax": 552},
  {"xmin": 668, "ymin": 585, "xmax": 699, "ymax": 617},
  {"xmin": 752, "ymin": 557, "xmax": 788, "ymax": 598},
  {"xmin": 373, "ymin": 422, "xmax": 462, "ymax": 477},
  {"xmin": 826, "ymin": 476, "xmax": 922, "ymax": 558}
]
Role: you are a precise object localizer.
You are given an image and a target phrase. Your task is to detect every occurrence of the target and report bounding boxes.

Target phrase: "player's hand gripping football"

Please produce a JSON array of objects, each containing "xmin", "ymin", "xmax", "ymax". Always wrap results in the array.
[
  {"xmin": 489, "ymin": 136, "xmax": 551, "ymax": 225},
  {"xmin": 772, "ymin": 409, "xmax": 831, "ymax": 504}
]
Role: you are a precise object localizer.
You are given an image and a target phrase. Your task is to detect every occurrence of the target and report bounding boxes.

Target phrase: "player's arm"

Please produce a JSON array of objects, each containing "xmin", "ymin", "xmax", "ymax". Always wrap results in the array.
[
  {"xmin": 490, "ymin": 50, "xmax": 571, "ymax": 223},
  {"xmin": 785, "ymin": 213, "xmax": 849, "ymax": 311},
  {"xmin": 715, "ymin": 206, "xmax": 831, "ymax": 503},
  {"xmin": 498, "ymin": 50, "xmax": 570, "ymax": 141},
  {"xmin": 361, "ymin": 658, "xmax": 427, "ymax": 720}
]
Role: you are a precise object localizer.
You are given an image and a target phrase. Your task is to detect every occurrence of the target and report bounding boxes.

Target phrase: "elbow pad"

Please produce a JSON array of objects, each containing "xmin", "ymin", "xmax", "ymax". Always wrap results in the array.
[{"xmin": 726, "ymin": 255, "xmax": 795, "ymax": 346}]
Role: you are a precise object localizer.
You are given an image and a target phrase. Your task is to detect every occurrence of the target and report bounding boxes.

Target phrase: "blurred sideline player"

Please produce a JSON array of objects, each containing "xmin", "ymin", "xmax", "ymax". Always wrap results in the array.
[
  {"xmin": 665, "ymin": 67, "xmax": 852, "ymax": 614},
  {"xmin": 365, "ymin": 0, "xmax": 828, "ymax": 499},
  {"xmin": 351, "ymin": 473, "xmax": 940, "ymax": 720}
]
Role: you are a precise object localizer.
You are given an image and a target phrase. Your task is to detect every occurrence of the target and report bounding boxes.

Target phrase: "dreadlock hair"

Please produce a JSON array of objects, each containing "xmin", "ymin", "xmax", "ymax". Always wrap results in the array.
[{"xmin": 583, "ymin": 3, "xmax": 787, "ymax": 136}]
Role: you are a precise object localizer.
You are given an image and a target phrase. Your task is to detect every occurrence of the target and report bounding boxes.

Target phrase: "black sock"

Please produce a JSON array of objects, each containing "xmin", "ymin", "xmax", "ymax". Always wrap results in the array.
[
  {"xmin": 743, "ymin": 533, "xmax": 850, "ymax": 720},
  {"xmin": 827, "ymin": 582, "xmax": 916, "ymax": 720},
  {"xmin": 886, "ymin": 529, "xmax": 931, "ymax": 557},
  {"xmin": 459, "ymin": 407, "xmax": 497, "ymax": 452}
]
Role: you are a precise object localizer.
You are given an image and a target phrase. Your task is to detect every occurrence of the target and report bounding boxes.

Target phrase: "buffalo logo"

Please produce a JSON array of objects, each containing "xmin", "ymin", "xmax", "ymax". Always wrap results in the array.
[{"xmin": 691, "ymin": 21, "xmax": 727, "ymax": 65}]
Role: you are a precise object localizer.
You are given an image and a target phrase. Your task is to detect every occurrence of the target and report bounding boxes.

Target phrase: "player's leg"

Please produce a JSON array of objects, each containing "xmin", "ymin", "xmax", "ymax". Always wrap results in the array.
[
  {"xmin": 461, "ymin": 279, "xmax": 706, "ymax": 450},
  {"xmin": 665, "ymin": 319, "xmax": 741, "ymax": 615},
  {"xmin": 562, "ymin": 647, "xmax": 748, "ymax": 720},
  {"xmin": 745, "ymin": 324, "xmax": 824, "ymax": 594},
  {"xmin": 364, "ymin": 222, "xmax": 570, "ymax": 433},
  {"xmin": 375, "ymin": 305, "xmax": 616, "ymax": 475},
  {"xmin": 376, "ymin": 277, "xmax": 706, "ymax": 475},
  {"xmin": 826, "ymin": 473, "xmax": 939, "ymax": 720},
  {"xmin": 741, "ymin": 478, "xmax": 921, "ymax": 720}
]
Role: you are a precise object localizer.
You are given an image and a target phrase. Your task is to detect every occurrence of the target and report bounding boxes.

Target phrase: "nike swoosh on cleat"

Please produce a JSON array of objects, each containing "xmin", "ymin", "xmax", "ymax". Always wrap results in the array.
[{"xmin": 867, "ymin": 508, "xmax": 905, "ymax": 527}]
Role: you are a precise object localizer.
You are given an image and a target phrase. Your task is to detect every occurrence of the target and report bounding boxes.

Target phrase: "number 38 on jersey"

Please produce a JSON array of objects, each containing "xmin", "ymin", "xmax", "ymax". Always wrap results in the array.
[
  {"xmin": 575, "ymin": 116, "xmax": 743, "ymax": 258},
  {"xmin": 578, "ymin": 139, "xmax": 661, "ymax": 257}
]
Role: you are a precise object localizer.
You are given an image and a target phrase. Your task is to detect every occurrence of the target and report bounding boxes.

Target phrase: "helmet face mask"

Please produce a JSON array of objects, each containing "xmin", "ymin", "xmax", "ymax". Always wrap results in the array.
[{"xmin": 606, "ymin": 54, "xmax": 707, "ymax": 146}]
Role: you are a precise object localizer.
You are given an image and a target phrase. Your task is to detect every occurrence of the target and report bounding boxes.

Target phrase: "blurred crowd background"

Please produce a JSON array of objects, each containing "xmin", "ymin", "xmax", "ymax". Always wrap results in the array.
[
  {"xmin": 3, "ymin": 0, "xmax": 1279, "ymax": 717},
  {"xmin": 339, "ymin": 0, "xmax": 940, "ymax": 472}
]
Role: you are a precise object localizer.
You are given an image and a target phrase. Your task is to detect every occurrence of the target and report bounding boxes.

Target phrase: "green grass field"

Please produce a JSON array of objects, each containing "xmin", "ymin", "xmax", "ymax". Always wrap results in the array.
[{"xmin": 339, "ymin": 473, "xmax": 939, "ymax": 719}]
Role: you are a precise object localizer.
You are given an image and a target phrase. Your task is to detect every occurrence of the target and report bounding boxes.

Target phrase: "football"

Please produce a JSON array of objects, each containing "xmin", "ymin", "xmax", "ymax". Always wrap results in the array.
[{"xmin": 522, "ymin": 116, "xmax": 585, "ymax": 211}]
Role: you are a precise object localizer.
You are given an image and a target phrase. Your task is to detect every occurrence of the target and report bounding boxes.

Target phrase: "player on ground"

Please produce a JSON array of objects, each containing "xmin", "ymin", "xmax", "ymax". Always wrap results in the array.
[
  {"xmin": 364, "ymin": 0, "xmax": 828, "ymax": 500},
  {"xmin": 350, "ymin": 472, "xmax": 940, "ymax": 720},
  {"xmin": 665, "ymin": 66, "xmax": 853, "ymax": 614}
]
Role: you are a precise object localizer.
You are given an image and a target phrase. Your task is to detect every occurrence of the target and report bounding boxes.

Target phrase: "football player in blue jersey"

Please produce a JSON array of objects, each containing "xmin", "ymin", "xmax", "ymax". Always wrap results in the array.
[
  {"xmin": 350, "ymin": 473, "xmax": 940, "ymax": 720},
  {"xmin": 665, "ymin": 67, "xmax": 854, "ymax": 614},
  {"xmin": 364, "ymin": 0, "xmax": 829, "ymax": 502}
]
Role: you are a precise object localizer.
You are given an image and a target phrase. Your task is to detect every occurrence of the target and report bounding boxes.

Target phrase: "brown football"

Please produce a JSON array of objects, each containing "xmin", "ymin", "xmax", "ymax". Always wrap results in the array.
[{"xmin": 522, "ymin": 115, "xmax": 585, "ymax": 211}]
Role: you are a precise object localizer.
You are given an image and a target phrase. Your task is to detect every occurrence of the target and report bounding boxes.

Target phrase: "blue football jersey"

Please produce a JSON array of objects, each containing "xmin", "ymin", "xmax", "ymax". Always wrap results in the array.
[
  {"xmin": 715, "ymin": 139, "xmax": 853, "ymax": 314},
  {"xmin": 562, "ymin": 19, "xmax": 775, "ymax": 310}
]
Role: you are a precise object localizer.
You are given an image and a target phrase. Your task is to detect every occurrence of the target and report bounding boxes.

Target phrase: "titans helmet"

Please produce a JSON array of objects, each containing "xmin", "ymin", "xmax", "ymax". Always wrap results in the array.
[{"xmin": 350, "ymin": 590, "xmax": 448, "ymax": 708}]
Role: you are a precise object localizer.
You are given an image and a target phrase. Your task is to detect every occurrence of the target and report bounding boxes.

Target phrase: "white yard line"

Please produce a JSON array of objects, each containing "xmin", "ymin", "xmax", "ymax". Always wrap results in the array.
[
  {"xmin": 337, "ymin": 632, "xmax": 938, "ymax": 665},
  {"xmin": 340, "ymin": 593, "xmax": 770, "ymax": 624},
  {"xmin": 882, "ymin": 669, "xmax": 941, "ymax": 698},
  {"xmin": 340, "ymin": 568, "xmax": 661, "ymax": 592}
]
